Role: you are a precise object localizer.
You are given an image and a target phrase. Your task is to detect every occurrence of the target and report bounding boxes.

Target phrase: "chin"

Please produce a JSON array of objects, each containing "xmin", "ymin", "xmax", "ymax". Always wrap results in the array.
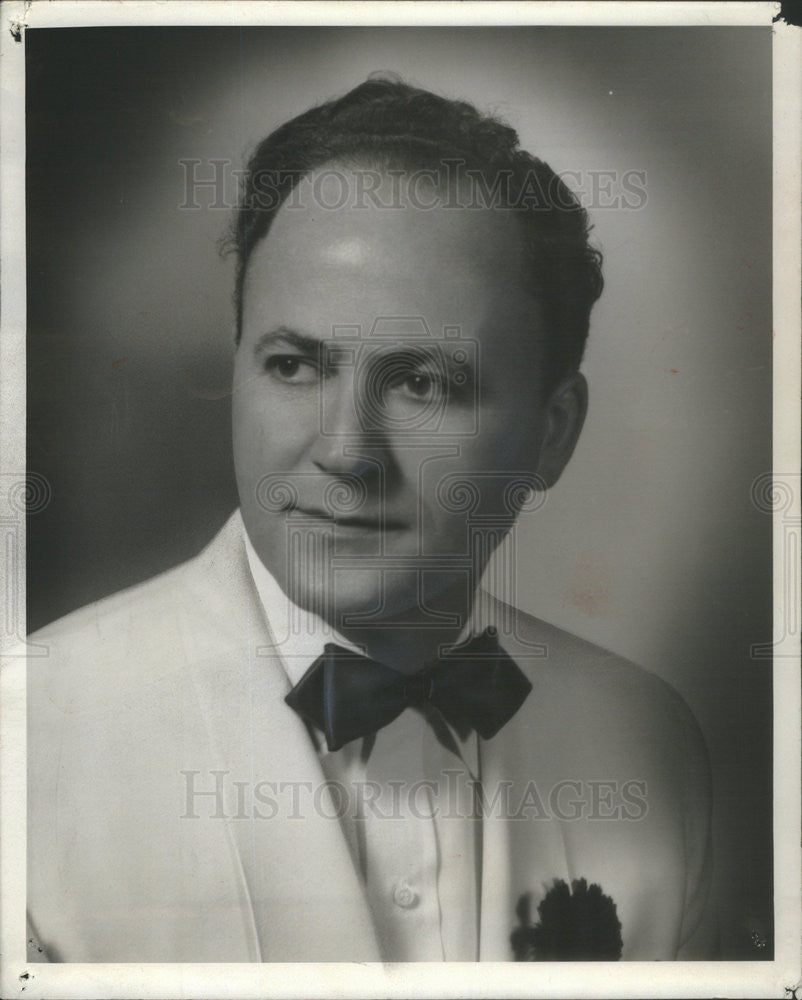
[
  {"xmin": 320, "ymin": 568, "xmax": 477, "ymax": 631},
  {"xmin": 291, "ymin": 569, "xmax": 398, "ymax": 625},
  {"xmin": 297, "ymin": 566, "xmax": 463, "ymax": 629}
]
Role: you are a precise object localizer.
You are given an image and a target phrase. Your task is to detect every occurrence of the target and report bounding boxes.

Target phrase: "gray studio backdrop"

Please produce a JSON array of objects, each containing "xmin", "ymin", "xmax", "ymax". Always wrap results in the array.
[{"xmin": 26, "ymin": 26, "xmax": 772, "ymax": 958}]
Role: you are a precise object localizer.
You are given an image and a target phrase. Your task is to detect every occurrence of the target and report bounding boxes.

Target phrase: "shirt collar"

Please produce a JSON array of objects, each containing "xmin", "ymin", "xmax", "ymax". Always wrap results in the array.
[{"xmin": 242, "ymin": 523, "xmax": 363, "ymax": 688}]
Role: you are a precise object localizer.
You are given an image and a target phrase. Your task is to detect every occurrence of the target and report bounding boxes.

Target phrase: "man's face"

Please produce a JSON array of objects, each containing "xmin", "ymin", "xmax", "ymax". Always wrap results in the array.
[{"xmin": 233, "ymin": 168, "xmax": 566, "ymax": 624}]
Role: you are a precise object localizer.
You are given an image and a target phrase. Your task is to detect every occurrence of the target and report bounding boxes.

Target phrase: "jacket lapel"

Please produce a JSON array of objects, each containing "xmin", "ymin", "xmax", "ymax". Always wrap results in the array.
[
  {"xmin": 182, "ymin": 512, "xmax": 382, "ymax": 961},
  {"xmin": 477, "ymin": 709, "xmax": 572, "ymax": 961},
  {"xmin": 475, "ymin": 604, "xmax": 572, "ymax": 961}
]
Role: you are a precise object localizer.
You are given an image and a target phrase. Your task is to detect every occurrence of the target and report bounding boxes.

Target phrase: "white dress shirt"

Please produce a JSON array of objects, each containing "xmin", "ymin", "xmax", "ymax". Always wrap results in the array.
[{"xmin": 243, "ymin": 530, "xmax": 482, "ymax": 961}]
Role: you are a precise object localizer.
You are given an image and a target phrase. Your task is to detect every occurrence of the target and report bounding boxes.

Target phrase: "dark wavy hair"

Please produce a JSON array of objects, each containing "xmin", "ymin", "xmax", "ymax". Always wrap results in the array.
[{"xmin": 230, "ymin": 76, "xmax": 603, "ymax": 391}]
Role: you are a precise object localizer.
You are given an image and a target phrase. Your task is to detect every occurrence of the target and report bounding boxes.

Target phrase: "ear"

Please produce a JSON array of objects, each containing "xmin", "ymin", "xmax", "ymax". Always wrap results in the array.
[{"xmin": 535, "ymin": 372, "xmax": 588, "ymax": 488}]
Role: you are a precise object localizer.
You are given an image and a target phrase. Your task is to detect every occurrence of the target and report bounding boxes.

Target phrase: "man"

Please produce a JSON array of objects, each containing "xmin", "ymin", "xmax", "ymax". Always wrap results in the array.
[{"xmin": 27, "ymin": 77, "xmax": 715, "ymax": 962}]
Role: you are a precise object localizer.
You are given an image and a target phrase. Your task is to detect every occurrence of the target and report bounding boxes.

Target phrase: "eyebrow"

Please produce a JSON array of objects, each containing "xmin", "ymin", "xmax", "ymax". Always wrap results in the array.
[
  {"xmin": 253, "ymin": 326, "xmax": 323, "ymax": 357},
  {"xmin": 252, "ymin": 325, "xmax": 476, "ymax": 377}
]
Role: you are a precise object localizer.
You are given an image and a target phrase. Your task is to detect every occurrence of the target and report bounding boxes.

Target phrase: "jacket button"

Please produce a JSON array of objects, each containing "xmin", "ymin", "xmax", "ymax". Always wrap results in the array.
[{"xmin": 392, "ymin": 879, "xmax": 419, "ymax": 909}]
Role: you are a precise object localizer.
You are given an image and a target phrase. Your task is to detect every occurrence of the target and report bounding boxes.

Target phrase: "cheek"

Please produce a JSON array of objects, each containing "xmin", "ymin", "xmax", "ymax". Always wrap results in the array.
[
  {"xmin": 232, "ymin": 381, "xmax": 315, "ymax": 482},
  {"xmin": 481, "ymin": 409, "xmax": 545, "ymax": 476},
  {"xmin": 412, "ymin": 420, "xmax": 543, "ymax": 528}
]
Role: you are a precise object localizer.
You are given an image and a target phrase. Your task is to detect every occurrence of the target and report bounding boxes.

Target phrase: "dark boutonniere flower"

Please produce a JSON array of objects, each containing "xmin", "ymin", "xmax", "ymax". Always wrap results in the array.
[{"xmin": 511, "ymin": 877, "xmax": 623, "ymax": 961}]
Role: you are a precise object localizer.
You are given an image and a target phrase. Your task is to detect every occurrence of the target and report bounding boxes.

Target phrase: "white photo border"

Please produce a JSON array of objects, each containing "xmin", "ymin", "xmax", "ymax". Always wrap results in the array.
[{"xmin": 1, "ymin": 2, "xmax": 799, "ymax": 998}]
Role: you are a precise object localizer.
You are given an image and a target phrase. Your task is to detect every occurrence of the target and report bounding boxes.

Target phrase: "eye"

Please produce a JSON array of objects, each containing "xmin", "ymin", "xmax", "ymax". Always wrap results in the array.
[
  {"xmin": 396, "ymin": 367, "xmax": 452, "ymax": 405},
  {"xmin": 403, "ymin": 373, "xmax": 437, "ymax": 400},
  {"xmin": 377, "ymin": 354, "xmax": 449, "ymax": 406},
  {"xmin": 264, "ymin": 355, "xmax": 319, "ymax": 384}
]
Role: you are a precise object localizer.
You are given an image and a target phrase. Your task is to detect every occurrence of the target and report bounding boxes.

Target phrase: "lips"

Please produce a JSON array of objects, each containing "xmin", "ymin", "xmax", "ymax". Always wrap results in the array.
[{"xmin": 291, "ymin": 507, "xmax": 407, "ymax": 531}]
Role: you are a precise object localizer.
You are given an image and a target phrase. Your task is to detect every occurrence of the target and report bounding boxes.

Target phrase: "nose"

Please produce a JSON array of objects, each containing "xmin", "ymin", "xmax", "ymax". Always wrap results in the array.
[{"xmin": 309, "ymin": 372, "xmax": 383, "ymax": 476}]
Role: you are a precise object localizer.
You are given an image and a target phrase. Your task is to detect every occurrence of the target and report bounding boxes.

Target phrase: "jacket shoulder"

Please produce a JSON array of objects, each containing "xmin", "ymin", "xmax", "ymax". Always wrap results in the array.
[
  {"xmin": 501, "ymin": 598, "xmax": 693, "ymax": 714},
  {"xmin": 488, "ymin": 595, "xmax": 711, "ymax": 782},
  {"xmin": 27, "ymin": 510, "xmax": 249, "ymax": 713}
]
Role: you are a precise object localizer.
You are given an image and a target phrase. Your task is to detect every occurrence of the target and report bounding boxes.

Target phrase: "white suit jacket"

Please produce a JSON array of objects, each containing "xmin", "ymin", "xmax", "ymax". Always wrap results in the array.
[{"xmin": 26, "ymin": 510, "xmax": 715, "ymax": 962}]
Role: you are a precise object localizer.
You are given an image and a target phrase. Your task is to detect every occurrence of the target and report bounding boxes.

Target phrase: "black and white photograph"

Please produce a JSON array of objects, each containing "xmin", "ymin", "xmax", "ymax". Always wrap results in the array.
[{"xmin": 0, "ymin": 2, "xmax": 799, "ymax": 998}]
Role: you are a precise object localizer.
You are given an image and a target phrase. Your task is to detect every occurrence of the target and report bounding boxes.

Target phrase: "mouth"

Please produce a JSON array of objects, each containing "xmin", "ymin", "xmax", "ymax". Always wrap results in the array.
[{"xmin": 290, "ymin": 507, "xmax": 407, "ymax": 531}]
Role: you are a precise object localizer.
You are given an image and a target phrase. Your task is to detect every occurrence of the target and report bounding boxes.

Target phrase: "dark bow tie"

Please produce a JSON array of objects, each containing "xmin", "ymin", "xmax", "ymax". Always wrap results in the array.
[{"xmin": 284, "ymin": 628, "xmax": 532, "ymax": 752}]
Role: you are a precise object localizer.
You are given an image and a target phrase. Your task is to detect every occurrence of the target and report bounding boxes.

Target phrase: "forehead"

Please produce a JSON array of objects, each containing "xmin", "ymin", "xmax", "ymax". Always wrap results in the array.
[{"xmin": 243, "ymin": 167, "xmax": 541, "ymax": 343}]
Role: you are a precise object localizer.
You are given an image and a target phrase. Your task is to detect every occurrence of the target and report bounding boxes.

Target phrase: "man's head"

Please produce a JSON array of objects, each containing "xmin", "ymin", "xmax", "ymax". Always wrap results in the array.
[{"xmin": 230, "ymin": 77, "xmax": 603, "ymax": 626}]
